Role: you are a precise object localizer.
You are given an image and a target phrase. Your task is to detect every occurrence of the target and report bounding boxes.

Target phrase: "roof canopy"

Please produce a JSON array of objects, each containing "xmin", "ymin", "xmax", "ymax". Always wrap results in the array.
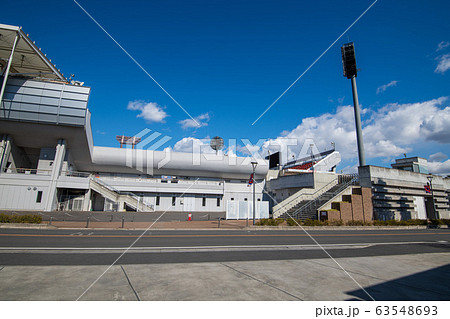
[{"xmin": 0, "ymin": 24, "xmax": 66, "ymax": 82}]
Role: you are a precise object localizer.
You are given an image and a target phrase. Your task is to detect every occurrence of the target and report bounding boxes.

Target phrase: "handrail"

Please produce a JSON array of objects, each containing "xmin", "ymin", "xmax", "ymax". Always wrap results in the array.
[
  {"xmin": 62, "ymin": 171, "xmax": 91, "ymax": 178},
  {"xmin": 2, "ymin": 168, "xmax": 91, "ymax": 178},
  {"xmin": 2, "ymin": 168, "xmax": 52, "ymax": 175},
  {"xmin": 90, "ymin": 176, "xmax": 154, "ymax": 210},
  {"xmin": 291, "ymin": 175, "xmax": 359, "ymax": 219},
  {"xmin": 273, "ymin": 177, "xmax": 339, "ymax": 214}
]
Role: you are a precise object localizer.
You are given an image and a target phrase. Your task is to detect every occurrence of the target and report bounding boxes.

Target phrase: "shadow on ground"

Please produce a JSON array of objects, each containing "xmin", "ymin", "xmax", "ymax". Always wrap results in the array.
[{"xmin": 347, "ymin": 264, "xmax": 450, "ymax": 300}]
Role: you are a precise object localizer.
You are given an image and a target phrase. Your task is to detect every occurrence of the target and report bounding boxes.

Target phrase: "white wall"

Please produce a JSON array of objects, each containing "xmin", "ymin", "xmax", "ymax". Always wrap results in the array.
[
  {"xmin": 142, "ymin": 193, "xmax": 224, "ymax": 212},
  {"xmin": 0, "ymin": 174, "xmax": 50, "ymax": 210},
  {"xmin": 0, "ymin": 183, "xmax": 47, "ymax": 210}
]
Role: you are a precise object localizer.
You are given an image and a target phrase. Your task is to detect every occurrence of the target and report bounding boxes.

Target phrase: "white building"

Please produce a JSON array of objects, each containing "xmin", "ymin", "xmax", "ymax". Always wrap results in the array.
[{"xmin": 0, "ymin": 24, "xmax": 268, "ymax": 218}]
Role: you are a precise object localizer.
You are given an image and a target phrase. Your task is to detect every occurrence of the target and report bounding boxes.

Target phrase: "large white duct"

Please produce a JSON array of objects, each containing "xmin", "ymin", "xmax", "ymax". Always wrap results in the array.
[{"xmin": 90, "ymin": 146, "xmax": 268, "ymax": 179}]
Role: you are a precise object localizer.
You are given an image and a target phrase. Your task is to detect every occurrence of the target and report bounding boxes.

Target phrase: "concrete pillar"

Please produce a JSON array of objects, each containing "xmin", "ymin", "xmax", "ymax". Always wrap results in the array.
[
  {"xmin": 83, "ymin": 188, "xmax": 92, "ymax": 211},
  {"xmin": 44, "ymin": 139, "xmax": 66, "ymax": 211},
  {"xmin": 0, "ymin": 135, "xmax": 12, "ymax": 174},
  {"xmin": 118, "ymin": 200, "xmax": 126, "ymax": 212}
]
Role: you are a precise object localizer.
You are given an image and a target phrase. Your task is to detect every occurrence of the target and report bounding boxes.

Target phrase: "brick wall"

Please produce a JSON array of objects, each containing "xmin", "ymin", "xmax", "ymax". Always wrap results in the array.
[{"xmin": 327, "ymin": 187, "xmax": 373, "ymax": 223}]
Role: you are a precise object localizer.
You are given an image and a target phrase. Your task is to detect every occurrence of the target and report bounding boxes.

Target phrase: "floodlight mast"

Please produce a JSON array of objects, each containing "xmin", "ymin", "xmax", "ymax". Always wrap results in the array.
[{"xmin": 341, "ymin": 42, "xmax": 366, "ymax": 167}]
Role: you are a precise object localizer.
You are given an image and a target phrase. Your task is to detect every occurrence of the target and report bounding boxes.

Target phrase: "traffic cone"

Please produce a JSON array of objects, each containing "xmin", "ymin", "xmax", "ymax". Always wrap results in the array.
[{"xmin": 188, "ymin": 213, "xmax": 192, "ymax": 221}]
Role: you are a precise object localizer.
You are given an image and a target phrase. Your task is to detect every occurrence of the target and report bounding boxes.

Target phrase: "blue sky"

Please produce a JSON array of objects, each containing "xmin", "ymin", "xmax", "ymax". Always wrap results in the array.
[{"xmin": 2, "ymin": 0, "xmax": 450, "ymax": 174}]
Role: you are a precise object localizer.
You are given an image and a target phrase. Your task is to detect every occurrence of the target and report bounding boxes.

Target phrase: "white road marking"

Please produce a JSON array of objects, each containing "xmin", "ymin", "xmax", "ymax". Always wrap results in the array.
[{"xmin": 0, "ymin": 241, "xmax": 438, "ymax": 254}]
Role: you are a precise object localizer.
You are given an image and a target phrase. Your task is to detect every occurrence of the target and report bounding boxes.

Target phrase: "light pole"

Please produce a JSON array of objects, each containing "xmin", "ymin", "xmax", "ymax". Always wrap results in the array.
[
  {"xmin": 427, "ymin": 174, "xmax": 438, "ymax": 219},
  {"xmin": 341, "ymin": 42, "xmax": 366, "ymax": 167},
  {"xmin": 251, "ymin": 161, "xmax": 258, "ymax": 225}
]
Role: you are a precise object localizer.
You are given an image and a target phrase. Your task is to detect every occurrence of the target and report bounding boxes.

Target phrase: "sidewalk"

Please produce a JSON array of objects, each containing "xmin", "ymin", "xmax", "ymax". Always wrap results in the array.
[
  {"xmin": 1, "ymin": 252, "xmax": 449, "ymax": 300},
  {"xmin": 48, "ymin": 219, "xmax": 250, "ymax": 230},
  {"xmin": 1, "ymin": 221, "xmax": 446, "ymax": 230}
]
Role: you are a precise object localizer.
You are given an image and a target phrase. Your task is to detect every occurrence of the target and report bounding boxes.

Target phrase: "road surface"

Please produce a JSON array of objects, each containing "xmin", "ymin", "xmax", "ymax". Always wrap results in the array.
[{"xmin": 0, "ymin": 228, "xmax": 448, "ymax": 265}]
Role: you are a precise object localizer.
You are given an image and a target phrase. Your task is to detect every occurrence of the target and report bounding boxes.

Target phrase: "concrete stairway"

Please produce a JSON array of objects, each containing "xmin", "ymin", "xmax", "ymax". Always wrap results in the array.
[
  {"xmin": 280, "ymin": 175, "xmax": 359, "ymax": 220},
  {"xmin": 89, "ymin": 177, "xmax": 154, "ymax": 212},
  {"xmin": 272, "ymin": 178, "xmax": 339, "ymax": 218}
]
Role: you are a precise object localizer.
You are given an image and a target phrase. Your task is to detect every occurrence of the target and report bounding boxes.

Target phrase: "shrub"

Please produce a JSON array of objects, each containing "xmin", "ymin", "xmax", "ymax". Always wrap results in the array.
[
  {"xmin": 303, "ymin": 219, "xmax": 328, "ymax": 226},
  {"xmin": 346, "ymin": 220, "xmax": 370, "ymax": 226},
  {"xmin": 441, "ymin": 219, "xmax": 450, "ymax": 225},
  {"xmin": 429, "ymin": 219, "xmax": 444, "ymax": 226},
  {"xmin": 405, "ymin": 219, "xmax": 428, "ymax": 226},
  {"xmin": 0, "ymin": 213, "xmax": 42, "ymax": 224},
  {"xmin": 286, "ymin": 218, "xmax": 300, "ymax": 226},
  {"xmin": 256, "ymin": 218, "xmax": 284, "ymax": 226},
  {"xmin": 373, "ymin": 219, "xmax": 435, "ymax": 226},
  {"xmin": 328, "ymin": 219, "xmax": 344, "ymax": 226}
]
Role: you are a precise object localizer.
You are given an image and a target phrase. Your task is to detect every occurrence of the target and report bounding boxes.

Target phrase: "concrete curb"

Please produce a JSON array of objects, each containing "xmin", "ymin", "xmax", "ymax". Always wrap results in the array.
[
  {"xmin": 247, "ymin": 225, "xmax": 450, "ymax": 230},
  {"xmin": 0, "ymin": 223, "xmax": 58, "ymax": 229},
  {"xmin": 0, "ymin": 223, "xmax": 448, "ymax": 231}
]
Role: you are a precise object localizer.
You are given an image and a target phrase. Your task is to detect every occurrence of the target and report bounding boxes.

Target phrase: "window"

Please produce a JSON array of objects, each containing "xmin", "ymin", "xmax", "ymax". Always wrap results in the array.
[
  {"xmin": 172, "ymin": 196, "xmax": 176, "ymax": 206},
  {"xmin": 202, "ymin": 197, "xmax": 206, "ymax": 207},
  {"xmin": 156, "ymin": 195, "xmax": 160, "ymax": 206},
  {"xmin": 230, "ymin": 198, "xmax": 234, "ymax": 201},
  {"xmin": 217, "ymin": 197, "xmax": 220, "ymax": 207},
  {"xmin": 36, "ymin": 191, "xmax": 43, "ymax": 203}
]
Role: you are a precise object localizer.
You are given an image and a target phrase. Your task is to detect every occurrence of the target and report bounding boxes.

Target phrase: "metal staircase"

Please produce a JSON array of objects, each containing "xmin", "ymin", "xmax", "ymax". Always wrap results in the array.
[
  {"xmin": 280, "ymin": 174, "xmax": 359, "ymax": 220},
  {"xmin": 89, "ymin": 176, "xmax": 154, "ymax": 212}
]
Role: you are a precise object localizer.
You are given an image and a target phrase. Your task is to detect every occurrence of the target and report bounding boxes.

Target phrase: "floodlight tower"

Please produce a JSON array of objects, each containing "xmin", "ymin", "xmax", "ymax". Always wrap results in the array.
[{"xmin": 341, "ymin": 42, "xmax": 366, "ymax": 166}]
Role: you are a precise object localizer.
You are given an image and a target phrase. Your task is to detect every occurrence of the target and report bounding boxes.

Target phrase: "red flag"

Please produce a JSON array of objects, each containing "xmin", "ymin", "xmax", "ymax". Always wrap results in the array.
[{"xmin": 248, "ymin": 173, "xmax": 254, "ymax": 186}]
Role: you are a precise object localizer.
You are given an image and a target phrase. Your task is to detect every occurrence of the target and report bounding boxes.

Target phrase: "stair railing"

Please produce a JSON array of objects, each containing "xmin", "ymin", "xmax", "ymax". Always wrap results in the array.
[
  {"xmin": 290, "ymin": 174, "xmax": 359, "ymax": 219},
  {"xmin": 273, "ymin": 177, "xmax": 339, "ymax": 217},
  {"xmin": 90, "ymin": 176, "xmax": 154, "ymax": 211}
]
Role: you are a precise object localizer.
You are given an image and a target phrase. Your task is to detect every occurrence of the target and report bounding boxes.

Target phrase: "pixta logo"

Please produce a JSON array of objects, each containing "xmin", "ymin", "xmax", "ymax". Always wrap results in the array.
[{"xmin": 124, "ymin": 128, "xmax": 172, "ymax": 174}]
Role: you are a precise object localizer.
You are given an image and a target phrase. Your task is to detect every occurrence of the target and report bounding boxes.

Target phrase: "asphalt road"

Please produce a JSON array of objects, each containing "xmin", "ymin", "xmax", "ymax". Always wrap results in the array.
[
  {"xmin": 0, "ymin": 228, "xmax": 449, "ymax": 265},
  {"xmin": 0, "ymin": 228, "xmax": 449, "ymax": 247}
]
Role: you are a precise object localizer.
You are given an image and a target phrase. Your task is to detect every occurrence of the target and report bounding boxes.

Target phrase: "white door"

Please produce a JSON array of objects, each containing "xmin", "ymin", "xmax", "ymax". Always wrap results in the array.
[
  {"xmin": 414, "ymin": 196, "xmax": 427, "ymax": 219},
  {"xmin": 184, "ymin": 195, "xmax": 196, "ymax": 212}
]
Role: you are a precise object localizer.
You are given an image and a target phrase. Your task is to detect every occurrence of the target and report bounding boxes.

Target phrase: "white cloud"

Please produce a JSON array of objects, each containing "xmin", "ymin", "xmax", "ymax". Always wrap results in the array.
[
  {"xmin": 178, "ymin": 113, "xmax": 210, "ymax": 130},
  {"xmin": 365, "ymin": 97, "xmax": 450, "ymax": 145},
  {"xmin": 172, "ymin": 137, "xmax": 216, "ymax": 154},
  {"xmin": 420, "ymin": 106, "xmax": 450, "ymax": 143},
  {"xmin": 429, "ymin": 152, "xmax": 448, "ymax": 162},
  {"xmin": 428, "ymin": 159, "xmax": 450, "ymax": 176},
  {"xmin": 376, "ymin": 80, "xmax": 398, "ymax": 94},
  {"xmin": 435, "ymin": 54, "xmax": 450, "ymax": 73},
  {"xmin": 127, "ymin": 101, "xmax": 168, "ymax": 123},
  {"xmin": 258, "ymin": 97, "xmax": 450, "ymax": 165},
  {"xmin": 436, "ymin": 41, "xmax": 450, "ymax": 52}
]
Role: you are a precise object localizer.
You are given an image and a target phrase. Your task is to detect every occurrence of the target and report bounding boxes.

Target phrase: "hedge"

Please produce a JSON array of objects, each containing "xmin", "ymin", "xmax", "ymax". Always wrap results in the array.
[
  {"xmin": 0, "ymin": 214, "xmax": 42, "ymax": 224},
  {"xmin": 273, "ymin": 218, "xmax": 450, "ymax": 227},
  {"xmin": 256, "ymin": 218, "xmax": 284, "ymax": 226}
]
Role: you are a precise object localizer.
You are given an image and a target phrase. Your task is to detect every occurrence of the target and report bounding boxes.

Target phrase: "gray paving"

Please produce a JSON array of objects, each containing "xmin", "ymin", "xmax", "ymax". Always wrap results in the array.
[{"xmin": 0, "ymin": 252, "xmax": 448, "ymax": 301}]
